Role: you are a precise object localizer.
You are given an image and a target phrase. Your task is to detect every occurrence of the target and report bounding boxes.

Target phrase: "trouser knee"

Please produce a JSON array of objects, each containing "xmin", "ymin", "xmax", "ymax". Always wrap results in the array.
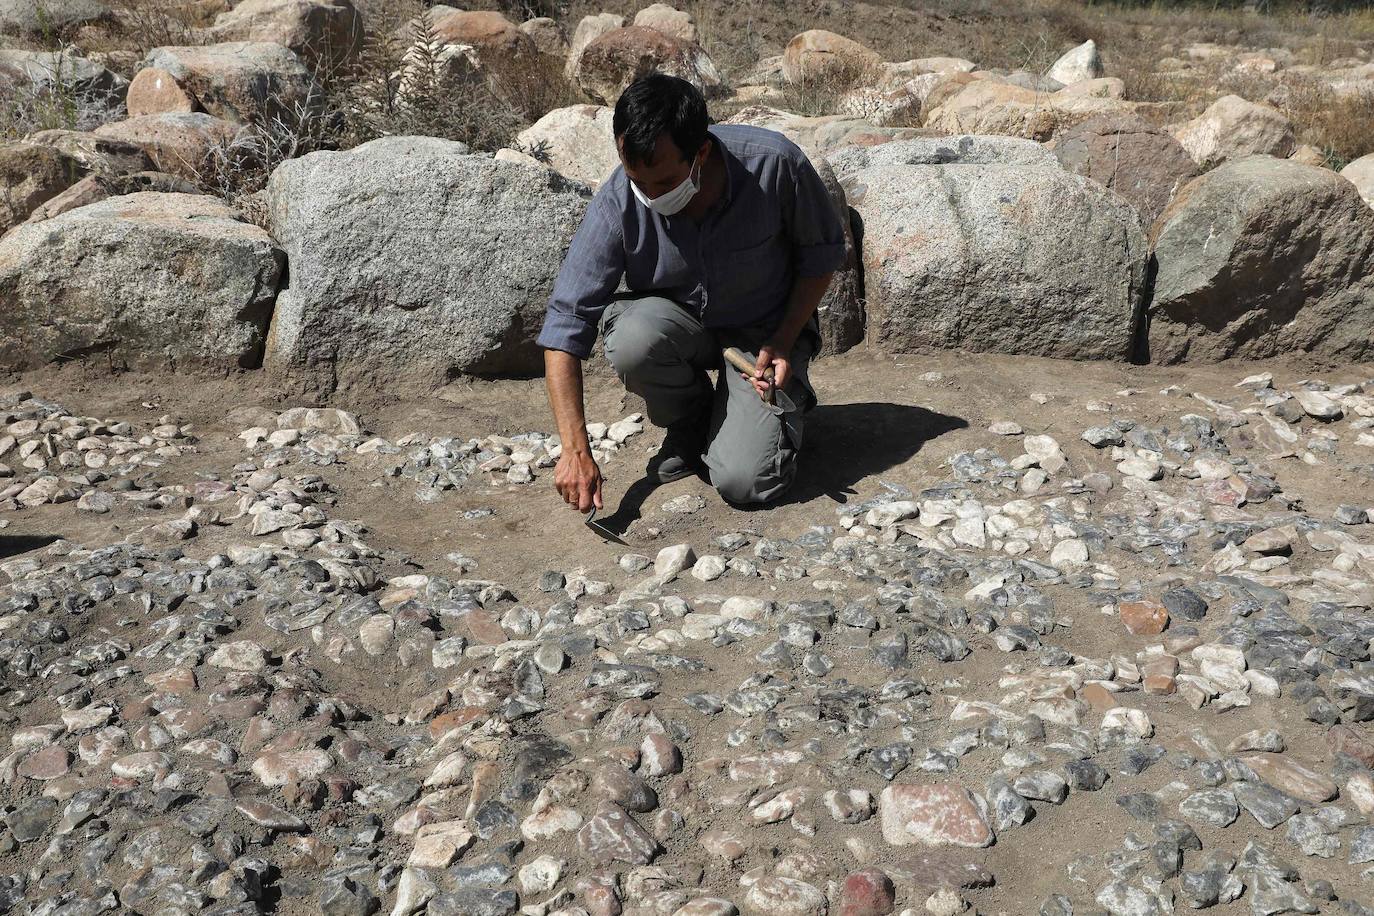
[{"xmin": 711, "ymin": 464, "xmax": 785, "ymax": 505}]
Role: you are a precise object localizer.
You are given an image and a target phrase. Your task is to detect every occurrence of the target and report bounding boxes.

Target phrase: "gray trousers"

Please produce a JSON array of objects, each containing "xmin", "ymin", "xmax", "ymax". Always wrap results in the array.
[{"xmin": 600, "ymin": 295, "xmax": 816, "ymax": 505}]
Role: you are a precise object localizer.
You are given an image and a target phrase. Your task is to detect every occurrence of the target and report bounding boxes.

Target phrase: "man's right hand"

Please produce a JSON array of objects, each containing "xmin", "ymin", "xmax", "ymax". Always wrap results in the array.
[{"xmin": 554, "ymin": 448, "xmax": 603, "ymax": 512}]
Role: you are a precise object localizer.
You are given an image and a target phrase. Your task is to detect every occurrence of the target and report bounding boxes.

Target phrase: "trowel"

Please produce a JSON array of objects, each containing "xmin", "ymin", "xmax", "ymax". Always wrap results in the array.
[
  {"xmin": 723, "ymin": 347, "xmax": 797, "ymax": 412},
  {"xmin": 584, "ymin": 506, "xmax": 629, "ymax": 546}
]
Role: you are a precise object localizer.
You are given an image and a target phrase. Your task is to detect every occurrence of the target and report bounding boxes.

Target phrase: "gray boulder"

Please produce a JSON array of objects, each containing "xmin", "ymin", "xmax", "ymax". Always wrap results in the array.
[
  {"xmin": 264, "ymin": 136, "xmax": 592, "ymax": 393},
  {"xmin": 23, "ymin": 128, "xmax": 154, "ymax": 176},
  {"xmin": 0, "ymin": 192, "xmax": 283, "ymax": 371},
  {"xmin": 826, "ymin": 133, "xmax": 1056, "ymax": 172},
  {"xmin": 1149, "ymin": 155, "xmax": 1374, "ymax": 363},
  {"xmin": 0, "ymin": 0, "xmax": 110, "ymax": 35},
  {"xmin": 834, "ymin": 137, "xmax": 1147, "ymax": 360},
  {"xmin": 0, "ymin": 48, "xmax": 127, "ymax": 98},
  {"xmin": 207, "ymin": 0, "xmax": 364, "ymax": 70}
]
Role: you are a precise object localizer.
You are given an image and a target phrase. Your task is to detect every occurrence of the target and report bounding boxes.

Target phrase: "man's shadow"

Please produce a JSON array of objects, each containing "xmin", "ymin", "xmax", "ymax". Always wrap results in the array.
[{"xmin": 598, "ymin": 402, "xmax": 966, "ymax": 532}]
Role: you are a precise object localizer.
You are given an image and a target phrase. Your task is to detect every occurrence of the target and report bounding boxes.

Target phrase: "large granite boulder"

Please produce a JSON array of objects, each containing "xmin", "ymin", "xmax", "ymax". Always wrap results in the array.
[
  {"xmin": 833, "ymin": 137, "xmax": 1148, "ymax": 360},
  {"xmin": 1172, "ymin": 94, "xmax": 1295, "ymax": 169},
  {"xmin": 0, "ymin": 141, "xmax": 86, "ymax": 234},
  {"xmin": 0, "ymin": 192, "xmax": 282, "ymax": 371},
  {"xmin": 575, "ymin": 25, "xmax": 722, "ymax": 105},
  {"xmin": 0, "ymin": 48, "xmax": 126, "ymax": 98},
  {"xmin": 23, "ymin": 128, "xmax": 154, "ymax": 176},
  {"xmin": 564, "ymin": 12, "xmax": 623, "ymax": 82},
  {"xmin": 1149, "ymin": 155, "xmax": 1374, "ymax": 363},
  {"xmin": 207, "ymin": 0, "xmax": 364, "ymax": 69},
  {"xmin": 264, "ymin": 136, "xmax": 592, "ymax": 393},
  {"xmin": 94, "ymin": 113, "xmax": 243, "ymax": 180},
  {"xmin": 726, "ymin": 106, "xmax": 936, "ymax": 159},
  {"xmin": 1051, "ymin": 113, "xmax": 1200, "ymax": 226},
  {"xmin": 781, "ymin": 29, "xmax": 881, "ymax": 85},
  {"xmin": 514, "ymin": 104, "xmax": 617, "ymax": 188},
  {"xmin": 129, "ymin": 42, "xmax": 320, "ymax": 125},
  {"xmin": 1340, "ymin": 153, "xmax": 1374, "ymax": 208},
  {"xmin": 0, "ymin": 0, "xmax": 109, "ymax": 35},
  {"xmin": 924, "ymin": 77, "xmax": 1133, "ymax": 141}
]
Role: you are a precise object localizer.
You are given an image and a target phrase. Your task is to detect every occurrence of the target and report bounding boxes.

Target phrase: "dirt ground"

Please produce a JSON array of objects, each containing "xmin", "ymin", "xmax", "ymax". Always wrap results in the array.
[{"xmin": 3, "ymin": 348, "xmax": 1371, "ymax": 912}]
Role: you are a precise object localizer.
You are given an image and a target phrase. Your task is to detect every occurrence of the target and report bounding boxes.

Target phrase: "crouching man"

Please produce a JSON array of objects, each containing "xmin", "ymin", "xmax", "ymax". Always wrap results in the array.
[{"xmin": 537, "ymin": 73, "xmax": 845, "ymax": 510}]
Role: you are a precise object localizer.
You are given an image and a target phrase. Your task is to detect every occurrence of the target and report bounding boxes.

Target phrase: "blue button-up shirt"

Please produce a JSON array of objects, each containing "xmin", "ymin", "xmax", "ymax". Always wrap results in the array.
[{"xmin": 536, "ymin": 123, "xmax": 848, "ymax": 359}]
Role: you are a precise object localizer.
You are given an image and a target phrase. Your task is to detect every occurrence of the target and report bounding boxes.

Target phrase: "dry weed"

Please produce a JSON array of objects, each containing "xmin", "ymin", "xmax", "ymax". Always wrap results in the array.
[{"xmin": 0, "ymin": 48, "xmax": 127, "ymax": 139}]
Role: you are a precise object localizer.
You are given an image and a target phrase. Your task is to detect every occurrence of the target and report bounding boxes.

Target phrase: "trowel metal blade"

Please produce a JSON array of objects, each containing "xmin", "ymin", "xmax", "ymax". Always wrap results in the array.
[{"xmin": 585, "ymin": 507, "xmax": 629, "ymax": 546}]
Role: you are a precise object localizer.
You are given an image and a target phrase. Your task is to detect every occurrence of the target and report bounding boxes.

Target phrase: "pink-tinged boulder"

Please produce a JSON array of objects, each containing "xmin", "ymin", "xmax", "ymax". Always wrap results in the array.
[
  {"xmin": 879, "ymin": 783, "xmax": 994, "ymax": 847},
  {"xmin": 132, "ymin": 42, "xmax": 320, "ymax": 125},
  {"xmin": 782, "ymin": 29, "xmax": 881, "ymax": 85},
  {"xmin": 575, "ymin": 25, "xmax": 722, "ymax": 105},
  {"xmin": 633, "ymin": 3, "xmax": 697, "ymax": 44},
  {"xmin": 564, "ymin": 12, "xmax": 624, "ymax": 81},
  {"xmin": 126, "ymin": 66, "xmax": 199, "ymax": 117},
  {"xmin": 430, "ymin": 8, "xmax": 536, "ymax": 75},
  {"xmin": 93, "ymin": 112, "xmax": 242, "ymax": 179},
  {"xmin": 1050, "ymin": 113, "xmax": 1199, "ymax": 226}
]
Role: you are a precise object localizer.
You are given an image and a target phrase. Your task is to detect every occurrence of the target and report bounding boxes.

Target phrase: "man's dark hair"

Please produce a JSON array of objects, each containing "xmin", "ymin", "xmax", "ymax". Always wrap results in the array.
[{"xmin": 613, "ymin": 74, "xmax": 709, "ymax": 167}]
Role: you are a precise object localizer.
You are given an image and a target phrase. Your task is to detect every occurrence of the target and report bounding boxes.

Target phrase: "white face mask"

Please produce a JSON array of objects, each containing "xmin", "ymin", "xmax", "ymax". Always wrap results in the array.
[{"xmin": 631, "ymin": 151, "xmax": 702, "ymax": 216}]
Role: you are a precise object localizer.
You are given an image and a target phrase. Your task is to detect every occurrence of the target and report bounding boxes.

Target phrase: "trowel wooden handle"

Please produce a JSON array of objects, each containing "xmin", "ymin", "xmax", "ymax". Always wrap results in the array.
[
  {"xmin": 723, "ymin": 347, "xmax": 775, "ymax": 404},
  {"xmin": 723, "ymin": 347, "xmax": 771, "ymax": 379}
]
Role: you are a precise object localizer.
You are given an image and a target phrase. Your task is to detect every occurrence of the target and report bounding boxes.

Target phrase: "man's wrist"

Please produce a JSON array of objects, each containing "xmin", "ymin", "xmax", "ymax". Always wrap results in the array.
[{"xmin": 767, "ymin": 331, "xmax": 798, "ymax": 354}]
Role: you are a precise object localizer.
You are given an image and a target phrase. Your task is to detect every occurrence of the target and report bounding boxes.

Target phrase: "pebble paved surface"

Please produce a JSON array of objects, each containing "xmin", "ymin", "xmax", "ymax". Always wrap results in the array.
[{"xmin": 1, "ymin": 370, "xmax": 1373, "ymax": 916}]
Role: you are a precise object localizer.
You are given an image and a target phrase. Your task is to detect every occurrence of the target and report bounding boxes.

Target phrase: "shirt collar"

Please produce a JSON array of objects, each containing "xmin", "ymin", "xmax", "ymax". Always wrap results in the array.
[{"xmin": 707, "ymin": 125, "xmax": 740, "ymax": 207}]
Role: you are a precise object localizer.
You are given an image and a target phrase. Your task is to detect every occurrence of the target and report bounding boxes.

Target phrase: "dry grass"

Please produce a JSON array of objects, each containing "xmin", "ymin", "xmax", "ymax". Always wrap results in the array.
[
  {"xmin": 775, "ymin": 58, "xmax": 884, "ymax": 117},
  {"xmin": 0, "ymin": 48, "xmax": 127, "ymax": 140}
]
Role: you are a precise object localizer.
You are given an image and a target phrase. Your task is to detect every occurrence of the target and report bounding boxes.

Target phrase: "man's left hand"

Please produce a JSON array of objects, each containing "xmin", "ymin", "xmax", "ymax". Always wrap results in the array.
[{"xmin": 749, "ymin": 341, "xmax": 791, "ymax": 400}]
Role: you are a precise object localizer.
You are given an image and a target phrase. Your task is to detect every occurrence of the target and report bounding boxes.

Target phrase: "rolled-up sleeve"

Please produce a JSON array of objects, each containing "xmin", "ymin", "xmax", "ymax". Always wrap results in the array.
[
  {"xmin": 781, "ymin": 149, "xmax": 847, "ymax": 278},
  {"xmin": 536, "ymin": 196, "xmax": 626, "ymax": 360}
]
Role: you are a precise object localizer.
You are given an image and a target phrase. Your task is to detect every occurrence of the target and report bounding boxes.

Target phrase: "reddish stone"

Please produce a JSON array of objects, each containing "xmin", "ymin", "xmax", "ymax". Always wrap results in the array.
[
  {"xmin": 879, "ymin": 784, "xmax": 994, "ymax": 848},
  {"xmin": 1143, "ymin": 674, "xmax": 1176, "ymax": 695},
  {"xmin": 145, "ymin": 666, "xmax": 197, "ymax": 693},
  {"xmin": 429, "ymin": 706, "xmax": 486, "ymax": 742},
  {"xmin": 1242, "ymin": 753, "xmax": 1337, "ymax": 803},
  {"xmin": 17, "ymin": 745, "xmax": 71, "ymax": 780},
  {"xmin": 1079, "ymin": 683, "xmax": 1119, "ymax": 711},
  {"xmin": 458, "ymin": 610, "xmax": 508, "ymax": 645},
  {"xmin": 841, "ymin": 868, "xmax": 896, "ymax": 916},
  {"xmin": 1119, "ymin": 600, "xmax": 1169, "ymax": 635},
  {"xmin": 1328, "ymin": 725, "xmax": 1374, "ymax": 768}
]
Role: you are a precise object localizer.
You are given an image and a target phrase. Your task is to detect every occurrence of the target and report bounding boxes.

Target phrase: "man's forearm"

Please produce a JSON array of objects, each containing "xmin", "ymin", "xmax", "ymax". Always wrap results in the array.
[
  {"xmin": 544, "ymin": 349, "xmax": 591, "ymax": 455},
  {"xmin": 770, "ymin": 273, "xmax": 834, "ymax": 351}
]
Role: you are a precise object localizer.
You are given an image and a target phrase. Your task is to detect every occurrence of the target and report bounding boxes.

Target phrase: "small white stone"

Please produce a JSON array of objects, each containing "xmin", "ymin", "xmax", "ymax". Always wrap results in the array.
[
  {"xmin": 518, "ymin": 855, "xmax": 564, "ymax": 895},
  {"xmin": 654, "ymin": 544, "xmax": 695, "ymax": 580},
  {"xmin": 690, "ymin": 555, "xmax": 726, "ymax": 581}
]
